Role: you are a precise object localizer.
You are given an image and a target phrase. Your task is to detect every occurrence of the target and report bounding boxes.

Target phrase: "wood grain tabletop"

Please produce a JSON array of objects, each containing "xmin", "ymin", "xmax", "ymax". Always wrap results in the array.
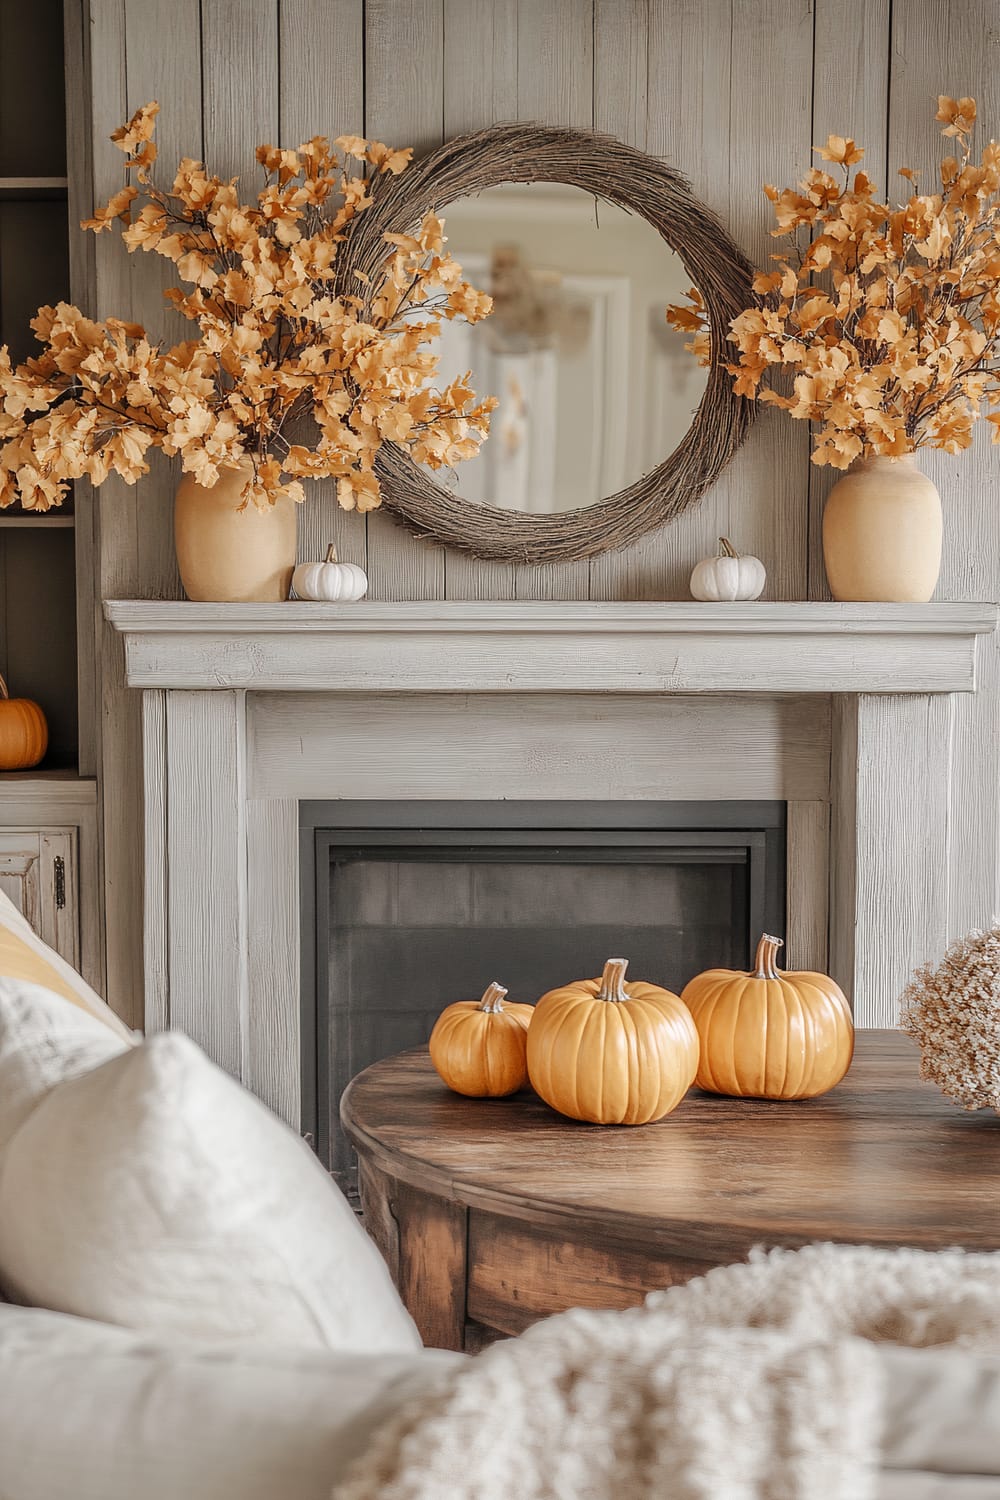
[{"xmin": 342, "ymin": 1030, "xmax": 1000, "ymax": 1258}]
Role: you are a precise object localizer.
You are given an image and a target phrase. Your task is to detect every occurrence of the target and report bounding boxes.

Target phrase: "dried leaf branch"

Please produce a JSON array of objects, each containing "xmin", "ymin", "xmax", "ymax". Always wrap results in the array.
[
  {"xmin": 667, "ymin": 95, "xmax": 1000, "ymax": 469},
  {"xmin": 0, "ymin": 102, "xmax": 496, "ymax": 512}
]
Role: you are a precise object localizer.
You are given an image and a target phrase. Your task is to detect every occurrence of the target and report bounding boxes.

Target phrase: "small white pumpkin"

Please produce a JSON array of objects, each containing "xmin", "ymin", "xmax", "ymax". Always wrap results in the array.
[
  {"xmin": 292, "ymin": 544, "xmax": 368, "ymax": 602},
  {"xmin": 689, "ymin": 537, "xmax": 766, "ymax": 601}
]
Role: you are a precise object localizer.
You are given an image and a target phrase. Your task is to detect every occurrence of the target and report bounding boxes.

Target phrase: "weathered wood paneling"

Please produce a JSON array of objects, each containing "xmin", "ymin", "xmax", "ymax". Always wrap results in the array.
[
  {"xmin": 248, "ymin": 691, "xmax": 833, "ymax": 803},
  {"xmin": 828, "ymin": 693, "xmax": 858, "ymax": 999},
  {"xmin": 853, "ymin": 694, "xmax": 953, "ymax": 1026},
  {"xmin": 281, "ymin": 0, "xmax": 369, "ymax": 578},
  {"xmin": 786, "ymin": 799, "xmax": 830, "ymax": 974},
  {"xmin": 246, "ymin": 797, "xmax": 300, "ymax": 1122},
  {"xmin": 887, "ymin": 0, "xmax": 1000, "ymax": 961},
  {"xmin": 140, "ymin": 688, "xmax": 168, "ymax": 1033},
  {"xmin": 807, "ymin": 0, "xmax": 890, "ymax": 599},
  {"xmin": 89, "ymin": 0, "xmax": 139, "ymax": 1025},
  {"xmin": 627, "ymin": 0, "xmax": 814, "ymax": 605},
  {"xmin": 364, "ymin": 0, "xmax": 448, "ymax": 602},
  {"xmin": 162, "ymin": 690, "xmax": 249, "ymax": 1074}
]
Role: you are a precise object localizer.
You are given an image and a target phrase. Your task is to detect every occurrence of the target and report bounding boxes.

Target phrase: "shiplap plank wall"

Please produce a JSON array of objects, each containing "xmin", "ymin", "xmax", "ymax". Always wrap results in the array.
[
  {"xmin": 365, "ymin": 0, "xmax": 448, "ymax": 603},
  {"xmin": 89, "ymin": 0, "xmax": 138, "ymax": 1027},
  {"xmin": 889, "ymin": 0, "xmax": 1000, "ymax": 945},
  {"xmin": 284, "ymin": 0, "xmax": 369, "ymax": 577},
  {"xmin": 82, "ymin": 0, "xmax": 1000, "ymax": 1021},
  {"xmin": 808, "ymin": 0, "xmax": 890, "ymax": 599}
]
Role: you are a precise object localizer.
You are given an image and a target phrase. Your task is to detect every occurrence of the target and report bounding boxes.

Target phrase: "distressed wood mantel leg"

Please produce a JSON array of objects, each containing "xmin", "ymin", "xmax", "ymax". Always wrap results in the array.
[
  {"xmin": 848, "ymin": 693, "xmax": 953, "ymax": 1025},
  {"xmin": 143, "ymin": 688, "xmax": 250, "ymax": 1078}
]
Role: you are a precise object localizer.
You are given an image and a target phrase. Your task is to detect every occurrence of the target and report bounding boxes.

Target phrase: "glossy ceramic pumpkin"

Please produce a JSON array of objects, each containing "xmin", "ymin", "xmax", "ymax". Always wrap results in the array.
[
  {"xmin": 0, "ymin": 672, "xmax": 48, "ymax": 770},
  {"xmin": 689, "ymin": 536, "xmax": 766, "ymax": 601},
  {"xmin": 526, "ymin": 958, "xmax": 700, "ymax": 1125},
  {"xmin": 429, "ymin": 982, "xmax": 534, "ymax": 1097},
  {"xmin": 291, "ymin": 544, "xmax": 369, "ymax": 602},
  {"xmin": 681, "ymin": 934, "xmax": 854, "ymax": 1099}
]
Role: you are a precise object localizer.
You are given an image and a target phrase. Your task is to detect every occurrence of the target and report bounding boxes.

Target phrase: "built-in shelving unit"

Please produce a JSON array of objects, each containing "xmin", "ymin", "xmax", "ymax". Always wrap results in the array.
[{"xmin": 0, "ymin": 0, "xmax": 77, "ymax": 770}]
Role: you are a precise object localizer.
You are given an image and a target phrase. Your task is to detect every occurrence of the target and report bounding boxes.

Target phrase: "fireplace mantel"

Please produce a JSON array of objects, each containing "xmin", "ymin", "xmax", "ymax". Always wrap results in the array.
[
  {"xmin": 105, "ymin": 596, "xmax": 998, "ymax": 1132},
  {"xmin": 105, "ymin": 600, "xmax": 997, "ymax": 695}
]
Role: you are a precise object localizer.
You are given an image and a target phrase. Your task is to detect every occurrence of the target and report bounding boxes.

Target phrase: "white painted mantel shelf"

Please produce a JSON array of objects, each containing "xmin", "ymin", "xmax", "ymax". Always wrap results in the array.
[{"xmin": 105, "ymin": 600, "xmax": 997, "ymax": 694}]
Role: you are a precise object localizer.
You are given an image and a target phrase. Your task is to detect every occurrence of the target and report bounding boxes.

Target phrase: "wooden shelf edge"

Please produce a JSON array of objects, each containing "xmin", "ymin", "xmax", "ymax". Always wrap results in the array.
[
  {"xmin": 0, "ymin": 177, "xmax": 69, "ymax": 201},
  {"xmin": 0, "ymin": 771, "xmax": 96, "ymax": 802},
  {"xmin": 0, "ymin": 514, "xmax": 75, "ymax": 528},
  {"xmin": 0, "ymin": 176, "xmax": 68, "ymax": 188}
]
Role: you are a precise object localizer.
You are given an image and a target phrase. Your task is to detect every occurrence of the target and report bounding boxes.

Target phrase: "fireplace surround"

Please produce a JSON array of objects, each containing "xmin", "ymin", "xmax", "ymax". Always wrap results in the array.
[{"xmin": 106, "ymin": 598, "xmax": 998, "ymax": 1130}]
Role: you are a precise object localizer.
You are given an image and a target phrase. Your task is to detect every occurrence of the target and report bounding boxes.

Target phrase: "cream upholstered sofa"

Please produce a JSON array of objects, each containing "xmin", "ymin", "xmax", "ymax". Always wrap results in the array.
[
  {"xmin": 1, "ymin": 888, "xmax": 1000, "ymax": 1500},
  {"xmin": 0, "ymin": 888, "xmax": 463, "ymax": 1499}
]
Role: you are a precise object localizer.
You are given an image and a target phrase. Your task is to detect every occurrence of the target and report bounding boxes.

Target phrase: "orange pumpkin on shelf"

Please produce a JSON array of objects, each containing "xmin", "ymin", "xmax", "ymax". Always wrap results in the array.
[
  {"xmin": 429, "ymin": 982, "xmax": 534, "ymax": 1098},
  {"xmin": 681, "ymin": 933, "xmax": 854, "ymax": 1100},
  {"xmin": 527, "ymin": 958, "xmax": 700, "ymax": 1126},
  {"xmin": 0, "ymin": 673, "xmax": 48, "ymax": 771}
]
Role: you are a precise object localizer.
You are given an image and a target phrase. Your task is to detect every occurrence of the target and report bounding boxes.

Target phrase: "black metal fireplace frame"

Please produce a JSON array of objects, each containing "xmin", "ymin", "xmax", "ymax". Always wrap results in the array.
[{"xmin": 299, "ymin": 800, "xmax": 785, "ymax": 1165}]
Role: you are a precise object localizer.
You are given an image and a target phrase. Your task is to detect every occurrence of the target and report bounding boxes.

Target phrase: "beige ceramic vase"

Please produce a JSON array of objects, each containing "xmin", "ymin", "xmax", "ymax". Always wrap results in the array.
[
  {"xmin": 822, "ymin": 453, "xmax": 942, "ymax": 603},
  {"xmin": 174, "ymin": 458, "xmax": 296, "ymax": 603}
]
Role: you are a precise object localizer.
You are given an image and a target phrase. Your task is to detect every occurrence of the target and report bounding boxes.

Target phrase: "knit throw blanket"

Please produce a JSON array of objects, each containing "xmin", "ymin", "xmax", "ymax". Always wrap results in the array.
[{"xmin": 334, "ymin": 1243, "xmax": 1000, "ymax": 1500}]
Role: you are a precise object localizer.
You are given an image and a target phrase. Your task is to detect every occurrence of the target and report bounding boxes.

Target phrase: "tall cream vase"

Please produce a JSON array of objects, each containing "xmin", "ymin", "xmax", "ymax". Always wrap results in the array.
[
  {"xmin": 174, "ymin": 458, "xmax": 297, "ymax": 603},
  {"xmin": 821, "ymin": 453, "xmax": 942, "ymax": 603}
]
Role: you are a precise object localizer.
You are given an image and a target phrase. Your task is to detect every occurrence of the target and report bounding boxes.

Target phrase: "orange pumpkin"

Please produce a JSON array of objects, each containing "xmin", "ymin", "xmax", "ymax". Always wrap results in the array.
[
  {"xmin": 526, "ymin": 958, "xmax": 699, "ymax": 1125},
  {"xmin": 681, "ymin": 933, "xmax": 854, "ymax": 1100},
  {"xmin": 0, "ymin": 672, "xmax": 48, "ymax": 771},
  {"xmin": 429, "ymin": 982, "xmax": 534, "ymax": 1097}
]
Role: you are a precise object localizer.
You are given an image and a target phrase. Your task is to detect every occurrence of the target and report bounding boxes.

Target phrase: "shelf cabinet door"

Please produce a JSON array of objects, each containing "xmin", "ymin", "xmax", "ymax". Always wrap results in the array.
[{"xmin": 0, "ymin": 827, "xmax": 79, "ymax": 968}]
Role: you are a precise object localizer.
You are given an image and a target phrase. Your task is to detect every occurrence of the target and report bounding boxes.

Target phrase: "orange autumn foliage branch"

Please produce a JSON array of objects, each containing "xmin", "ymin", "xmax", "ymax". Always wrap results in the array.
[
  {"xmin": 666, "ymin": 96, "xmax": 1000, "ymax": 469},
  {"xmin": 0, "ymin": 102, "xmax": 496, "ymax": 512}
]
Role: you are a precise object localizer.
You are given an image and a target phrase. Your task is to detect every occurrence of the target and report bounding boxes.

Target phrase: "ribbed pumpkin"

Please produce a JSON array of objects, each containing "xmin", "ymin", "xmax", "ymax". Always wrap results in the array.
[
  {"xmin": 526, "ymin": 958, "xmax": 699, "ymax": 1125},
  {"xmin": 429, "ymin": 982, "xmax": 534, "ymax": 1098},
  {"xmin": 681, "ymin": 934, "xmax": 854, "ymax": 1100},
  {"xmin": 0, "ymin": 672, "xmax": 48, "ymax": 770}
]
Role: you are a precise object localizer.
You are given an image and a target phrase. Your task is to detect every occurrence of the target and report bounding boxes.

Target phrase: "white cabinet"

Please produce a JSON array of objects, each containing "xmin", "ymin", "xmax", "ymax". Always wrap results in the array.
[
  {"xmin": 0, "ymin": 827, "xmax": 79, "ymax": 968},
  {"xmin": 0, "ymin": 777, "xmax": 100, "ymax": 990}
]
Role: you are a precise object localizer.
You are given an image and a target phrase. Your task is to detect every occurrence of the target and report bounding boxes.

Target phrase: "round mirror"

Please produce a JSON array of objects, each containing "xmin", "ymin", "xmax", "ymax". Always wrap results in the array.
[
  {"xmin": 342, "ymin": 124, "xmax": 755, "ymax": 562},
  {"xmin": 430, "ymin": 183, "xmax": 708, "ymax": 516}
]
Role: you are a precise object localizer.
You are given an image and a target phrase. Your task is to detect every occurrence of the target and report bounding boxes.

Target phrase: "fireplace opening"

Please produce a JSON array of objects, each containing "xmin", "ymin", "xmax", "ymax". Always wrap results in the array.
[{"xmin": 300, "ymin": 801, "xmax": 786, "ymax": 1187}]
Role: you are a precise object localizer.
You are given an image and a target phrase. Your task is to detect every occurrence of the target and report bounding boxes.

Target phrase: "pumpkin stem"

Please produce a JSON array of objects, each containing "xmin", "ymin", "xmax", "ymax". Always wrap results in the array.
[
  {"xmin": 598, "ymin": 958, "xmax": 630, "ymax": 1003},
  {"xmin": 324, "ymin": 544, "xmax": 339, "ymax": 564},
  {"xmin": 718, "ymin": 536, "xmax": 739, "ymax": 559},
  {"xmin": 478, "ymin": 981, "xmax": 508, "ymax": 1013},
  {"xmin": 0, "ymin": 671, "xmax": 7, "ymax": 701},
  {"xmin": 753, "ymin": 934, "xmax": 784, "ymax": 980}
]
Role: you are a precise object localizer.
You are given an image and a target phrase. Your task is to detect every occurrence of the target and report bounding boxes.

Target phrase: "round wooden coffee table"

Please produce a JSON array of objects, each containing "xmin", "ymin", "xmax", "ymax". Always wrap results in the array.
[{"xmin": 341, "ymin": 1030, "xmax": 1000, "ymax": 1350}]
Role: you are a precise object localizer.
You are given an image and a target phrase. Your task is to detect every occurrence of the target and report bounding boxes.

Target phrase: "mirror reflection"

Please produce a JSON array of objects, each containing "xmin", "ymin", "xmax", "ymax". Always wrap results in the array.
[{"xmin": 429, "ymin": 182, "xmax": 708, "ymax": 515}]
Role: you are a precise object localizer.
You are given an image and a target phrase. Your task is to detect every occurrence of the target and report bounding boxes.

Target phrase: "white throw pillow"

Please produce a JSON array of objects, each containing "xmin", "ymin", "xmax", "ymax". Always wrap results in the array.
[
  {"xmin": 0, "ymin": 1304, "xmax": 461, "ymax": 1500},
  {"xmin": 0, "ymin": 978, "xmax": 130, "ymax": 1148},
  {"xmin": 0, "ymin": 1031, "xmax": 421, "ymax": 1354}
]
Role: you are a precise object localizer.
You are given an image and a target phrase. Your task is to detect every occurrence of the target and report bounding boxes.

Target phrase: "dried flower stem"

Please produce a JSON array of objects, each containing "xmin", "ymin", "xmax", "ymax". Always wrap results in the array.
[
  {"xmin": 667, "ymin": 95, "xmax": 1000, "ymax": 470},
  {"xmin": 0, "ymin": 103, "xmax": 497, "ymax": 513}
]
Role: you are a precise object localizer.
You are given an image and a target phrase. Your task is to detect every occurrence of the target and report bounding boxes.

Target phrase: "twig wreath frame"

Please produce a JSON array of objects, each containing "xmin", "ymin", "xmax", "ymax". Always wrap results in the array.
[{"xmin": 338, "ymin": 123, "xmax": 756, "ymax": 564}]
